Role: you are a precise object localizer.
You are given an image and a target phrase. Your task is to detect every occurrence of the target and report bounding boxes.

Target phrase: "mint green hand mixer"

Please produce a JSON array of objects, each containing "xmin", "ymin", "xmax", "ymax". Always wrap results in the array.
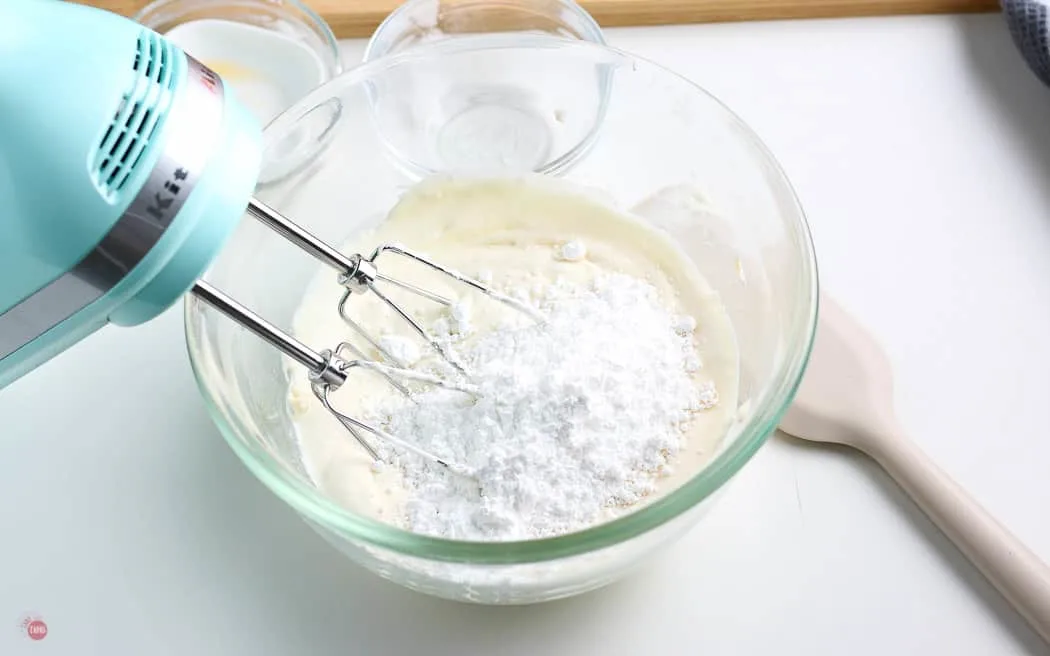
[{"xmin": 0, "ymin": 0, "xmax": 517, "ymax": 472}]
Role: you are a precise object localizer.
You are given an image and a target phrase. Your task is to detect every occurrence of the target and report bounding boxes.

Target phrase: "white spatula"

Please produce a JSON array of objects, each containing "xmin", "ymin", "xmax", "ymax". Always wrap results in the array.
[{"xmin": 779, "ymin": 294, "xmax": 1050, "ymax": 644}]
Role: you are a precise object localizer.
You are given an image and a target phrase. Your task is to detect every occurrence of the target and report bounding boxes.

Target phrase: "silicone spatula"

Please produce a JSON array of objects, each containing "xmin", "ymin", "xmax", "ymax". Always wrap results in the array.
[{"xmin": 779, "ymin": 294, "xmax": 1050, "ymax": 644}]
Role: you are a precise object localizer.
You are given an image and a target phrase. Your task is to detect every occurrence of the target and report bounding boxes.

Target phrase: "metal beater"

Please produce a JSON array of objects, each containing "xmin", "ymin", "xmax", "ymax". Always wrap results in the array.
[{"xmin": 194, "ymin": 200, "xmax": 533, "ymax": 474}]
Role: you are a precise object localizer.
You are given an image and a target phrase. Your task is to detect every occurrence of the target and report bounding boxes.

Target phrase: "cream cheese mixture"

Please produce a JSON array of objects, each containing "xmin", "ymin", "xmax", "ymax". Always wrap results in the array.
[{"xmin": 286, "ymin": 177, "xmax": 740, "ymax": 541}]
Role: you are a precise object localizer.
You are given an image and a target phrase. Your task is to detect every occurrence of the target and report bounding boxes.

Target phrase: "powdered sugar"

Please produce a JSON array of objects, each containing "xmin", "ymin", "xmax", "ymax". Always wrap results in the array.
[
  {"xmin": 378, "ymin": 334, "xmax": 422, "ymax": 366},
  {"xmin": 364, "ymin": 268, "xmax": 716, "ymax": 541}
]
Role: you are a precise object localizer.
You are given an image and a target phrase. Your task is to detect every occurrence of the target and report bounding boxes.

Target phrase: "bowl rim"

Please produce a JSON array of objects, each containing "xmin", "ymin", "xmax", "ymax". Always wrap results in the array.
[{"xmin": 184, "ymin": 36, "xmax": 820, "ymax": 565}]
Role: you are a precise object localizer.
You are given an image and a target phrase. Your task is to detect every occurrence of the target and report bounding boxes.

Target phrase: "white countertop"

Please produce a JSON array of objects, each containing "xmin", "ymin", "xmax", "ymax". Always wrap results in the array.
[{"xmin": 3, "ymin": 12, "xmax": 1050, "ymax": 655}]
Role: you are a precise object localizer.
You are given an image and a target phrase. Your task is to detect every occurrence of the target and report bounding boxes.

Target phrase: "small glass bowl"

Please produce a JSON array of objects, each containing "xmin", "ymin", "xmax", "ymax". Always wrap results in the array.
[
  {"xmin": 185, "ymin": 37, "xmax": 819, "ymax": 605},
  {"xmin": 134, "ymin": 0, "xmax": 342, "ymax": 128},
  {"xmin": 364, "ymin": 0, "xmax": 606, "ymax": 60},
  {"xmin": 134, "ymin": 0, "xmax": 343, "ymax": 185},
  {"xmin": 362, "ymin": 0, "xmax": 610, "ymax": 179}
]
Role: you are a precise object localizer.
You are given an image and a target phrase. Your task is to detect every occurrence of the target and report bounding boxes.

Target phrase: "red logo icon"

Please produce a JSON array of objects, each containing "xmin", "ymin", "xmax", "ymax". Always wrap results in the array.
[
  {"xmin": 18, "ymin": 614, "xmax": 47, "ymax": 641},
  {"xmin": 26, "ymin": 620, "xmax": 47, "ymax": 641}
]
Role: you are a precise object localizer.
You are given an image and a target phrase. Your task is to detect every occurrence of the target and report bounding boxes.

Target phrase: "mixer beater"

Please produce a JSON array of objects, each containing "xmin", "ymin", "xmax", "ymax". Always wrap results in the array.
[{"xmin": 192, "ymin": 199, "xmax": 534, "ymax": 475}]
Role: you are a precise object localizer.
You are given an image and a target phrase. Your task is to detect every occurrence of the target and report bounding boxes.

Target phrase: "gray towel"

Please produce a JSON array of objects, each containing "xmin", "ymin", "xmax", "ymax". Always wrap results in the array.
[{"xmin": 1002, "ymin": 0, "xmax": 1050, "ymax": 85}]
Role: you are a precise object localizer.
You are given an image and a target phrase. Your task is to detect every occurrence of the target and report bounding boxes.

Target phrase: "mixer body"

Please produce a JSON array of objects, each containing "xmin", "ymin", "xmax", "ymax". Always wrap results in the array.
[
  {"xmin": 0, "ymin": 1, "xmax": 539, "ymax": 474},
  {"xmin": 0, "ymin": 0, "xmax": 261, "ymax": 389}
]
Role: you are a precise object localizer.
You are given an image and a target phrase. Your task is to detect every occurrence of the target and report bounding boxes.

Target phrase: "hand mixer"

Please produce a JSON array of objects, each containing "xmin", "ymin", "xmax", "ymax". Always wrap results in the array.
[{"xmin": 0, "ymin": 0, "xmax": 525, "ymax": 473}]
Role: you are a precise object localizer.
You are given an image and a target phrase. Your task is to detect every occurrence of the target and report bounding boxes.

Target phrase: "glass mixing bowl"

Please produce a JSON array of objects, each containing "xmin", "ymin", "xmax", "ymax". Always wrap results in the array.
[{"xmin": 185, "ymin": 36, "xmax": 819, "ymax": 604}]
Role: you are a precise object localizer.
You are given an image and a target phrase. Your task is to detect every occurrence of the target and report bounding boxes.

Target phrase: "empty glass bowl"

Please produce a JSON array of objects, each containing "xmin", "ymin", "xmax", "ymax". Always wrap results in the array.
[
  {"xmin": 364, "ymin": 0, "xmax": 609, "ymax": 178},
  {"xmin": 185, "ymin": 37, "xmax": 818, "ymax": 604},
  {"xmin": 364, "ymin": 0, "xmax": 605, "ymax": 60}
]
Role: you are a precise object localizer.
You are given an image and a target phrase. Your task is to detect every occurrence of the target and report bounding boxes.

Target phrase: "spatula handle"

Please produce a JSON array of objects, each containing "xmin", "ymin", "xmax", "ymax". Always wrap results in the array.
[{"xmin": 870, "ymin": 431, "xmax": 1050, "ymax": 643}]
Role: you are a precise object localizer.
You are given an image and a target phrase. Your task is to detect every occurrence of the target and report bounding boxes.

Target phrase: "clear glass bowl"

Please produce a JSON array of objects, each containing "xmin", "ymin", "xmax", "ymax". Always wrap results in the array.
[
  {"xmin": 185, "ymin": 37, "xmax": 819, "ymax": 605},
  {"xmin": 364, "ymin": 0, "xmax": 606, "ymax": 59},
  {"xmin": 363, "ymin": 0, "xmax": 609, "ymax": 178},
  {"xmin": 134, "ymin": 0, "xmax": 342, "ymax": 129}
]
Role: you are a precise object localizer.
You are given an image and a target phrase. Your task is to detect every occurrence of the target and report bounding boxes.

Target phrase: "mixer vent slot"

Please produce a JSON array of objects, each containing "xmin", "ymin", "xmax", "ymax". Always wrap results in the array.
[{"xmin": 90, "ymin": 30, "xmax": 180, "ymax": 201}]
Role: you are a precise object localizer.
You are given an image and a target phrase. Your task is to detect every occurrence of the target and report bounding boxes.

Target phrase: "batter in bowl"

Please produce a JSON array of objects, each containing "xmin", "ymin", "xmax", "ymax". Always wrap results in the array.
[{"xmin": 286, "ymin": 176, "xmax": 740, "ymax": 541}]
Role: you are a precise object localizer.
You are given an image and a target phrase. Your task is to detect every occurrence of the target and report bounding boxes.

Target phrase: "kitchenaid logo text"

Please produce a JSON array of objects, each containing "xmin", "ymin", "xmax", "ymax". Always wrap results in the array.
[{"xmin": 145, "ymin": 167, "xmax": 190, "ymax": 223}]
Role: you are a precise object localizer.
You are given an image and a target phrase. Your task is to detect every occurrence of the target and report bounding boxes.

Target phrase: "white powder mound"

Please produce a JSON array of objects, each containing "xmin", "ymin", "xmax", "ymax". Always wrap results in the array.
[{"xmin": 366, "ymin": 272, "xmax": 713, "ymax": 541}]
